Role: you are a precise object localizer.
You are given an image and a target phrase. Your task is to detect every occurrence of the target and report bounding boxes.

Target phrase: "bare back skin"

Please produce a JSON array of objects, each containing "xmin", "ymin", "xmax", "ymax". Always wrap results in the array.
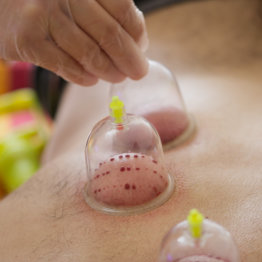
[{"xmin": 0, "ymin": 0, "xmax": 262, "ymax": 261}]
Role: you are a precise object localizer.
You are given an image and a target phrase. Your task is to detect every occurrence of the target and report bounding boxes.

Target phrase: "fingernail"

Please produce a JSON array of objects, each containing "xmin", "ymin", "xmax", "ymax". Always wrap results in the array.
[
  {"xmin": 79, "ymin": 72, "xmax": 98, "ymax": 86},
  {"xmin": 130, "ymin": 57, "xmax": 149, "ymax": 80},
  {"xmin": 139, "ymin": 32, "xmax": 149, "ymax": 52}
]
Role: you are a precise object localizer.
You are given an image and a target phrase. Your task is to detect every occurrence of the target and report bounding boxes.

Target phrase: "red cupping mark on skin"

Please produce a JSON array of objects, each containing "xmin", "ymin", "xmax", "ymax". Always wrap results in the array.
[
  {"xmin": 90, "ymin": 153, "xmax": 168, "ymax": 206},
  {"xmin": 178, "ymin": 256, "xmax": 226, "ymax": 262},
  {"xmin": 142, "ymin": 106, "xmax": 189, "ymax": 144},
  {"xmin": 117, "ymin": 124, "xmax": 124, "ymax": 131}
]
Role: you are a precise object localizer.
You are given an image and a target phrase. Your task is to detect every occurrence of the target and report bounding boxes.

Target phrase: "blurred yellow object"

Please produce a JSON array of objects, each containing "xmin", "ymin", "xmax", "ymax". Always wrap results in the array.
[{"xmin": 0, "ymin": 88, "xmax": 37, "ymax": 114}]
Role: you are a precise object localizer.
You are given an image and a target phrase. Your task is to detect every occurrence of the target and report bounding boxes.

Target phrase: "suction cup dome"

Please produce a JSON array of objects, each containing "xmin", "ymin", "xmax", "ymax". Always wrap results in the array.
[
  {"xmin": 110, "ymin": 60, "xmax": 195, "ymax": 150},
  {"xmin": 84, "ymin": 96, "xmax": 174, "ymax": 215}
]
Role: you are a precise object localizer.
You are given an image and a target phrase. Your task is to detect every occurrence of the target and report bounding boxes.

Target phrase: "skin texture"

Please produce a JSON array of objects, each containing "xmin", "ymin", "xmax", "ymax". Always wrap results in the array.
[
  {"xmin": 0, "ymin": 0, "xmax": 149, "ymax": 85},
  {"xmin": 0, "ymin": 0, "xmax": 262, "ymax": 261}
]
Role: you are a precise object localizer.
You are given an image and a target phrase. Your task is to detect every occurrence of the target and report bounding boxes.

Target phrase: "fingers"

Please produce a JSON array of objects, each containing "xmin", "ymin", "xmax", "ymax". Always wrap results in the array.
[
  {"xmin": 69, "ymin": 0, "xmax": 149, "ymax": 80},
  {"xmin": 49, "ymin": 11, "xmax": 126, "ymax": 83},
  {"xmin": 97, "ymin": 0, "xmax": 149, "ymax": 51},
  {"xmin": 32, "ymin": 40, "xmax": 98, "ymax": 86},
  {"xmin": 5, "ymin": 0, "xmax": 98, "ymax": 86},
  {"xmin": 2, "ymin": 0, "xmax": 149, "ymax": 85}
]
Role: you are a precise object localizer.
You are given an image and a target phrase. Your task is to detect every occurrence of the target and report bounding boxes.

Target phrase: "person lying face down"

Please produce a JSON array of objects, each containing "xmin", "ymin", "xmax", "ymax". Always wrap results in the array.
[{"xmin": 0, "ymin": 0, "xmax": 262, "ymax": 261}]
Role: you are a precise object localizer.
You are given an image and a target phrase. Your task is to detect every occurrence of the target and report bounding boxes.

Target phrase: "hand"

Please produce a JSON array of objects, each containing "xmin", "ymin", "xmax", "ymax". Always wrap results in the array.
[{"xmin": 0, "ymin": 0, "xmax": 149, "ymax": 85}]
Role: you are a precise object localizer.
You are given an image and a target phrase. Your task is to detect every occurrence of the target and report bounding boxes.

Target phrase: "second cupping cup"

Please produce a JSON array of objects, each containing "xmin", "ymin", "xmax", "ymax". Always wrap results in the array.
[{"xmin": 110, "ymin": 60, "xmax": 195, "ymax": 150}]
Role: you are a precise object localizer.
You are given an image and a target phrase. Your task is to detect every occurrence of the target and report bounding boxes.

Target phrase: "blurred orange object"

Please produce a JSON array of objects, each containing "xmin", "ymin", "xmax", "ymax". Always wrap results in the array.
[
  {"xmin": 0, "ymin": 59, "xmax": 10, "ymax": 95},
  {"xmin": 0, "ymin": 185, "xmax": 6, "ymax": 200}
]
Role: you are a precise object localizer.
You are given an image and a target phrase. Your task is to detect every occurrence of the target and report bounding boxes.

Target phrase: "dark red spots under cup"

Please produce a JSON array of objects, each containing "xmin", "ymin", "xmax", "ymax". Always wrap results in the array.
[{"xmin": 90, "ymin": 153, "xmax": 169, "ymax": 206}]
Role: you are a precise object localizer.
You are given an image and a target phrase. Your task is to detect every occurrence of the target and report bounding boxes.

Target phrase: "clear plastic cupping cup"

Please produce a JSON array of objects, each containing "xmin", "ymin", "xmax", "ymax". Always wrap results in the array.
[
  {"xmin": 158, "ymin": 209, "xmax": 240, "ymax": 262},
  {"xmin": 110, "ymin": 60, "xmax": 195, "ymax": 150},
  {"xmin": 84, "ymin": 96, "xmax": 174, "ymax": 215}
]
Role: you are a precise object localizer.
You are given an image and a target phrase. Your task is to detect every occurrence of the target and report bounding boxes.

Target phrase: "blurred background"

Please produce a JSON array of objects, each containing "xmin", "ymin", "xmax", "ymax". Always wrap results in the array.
[{"xmin": 0, "ymin": 61, "xmax": 64, "ymax": 199}]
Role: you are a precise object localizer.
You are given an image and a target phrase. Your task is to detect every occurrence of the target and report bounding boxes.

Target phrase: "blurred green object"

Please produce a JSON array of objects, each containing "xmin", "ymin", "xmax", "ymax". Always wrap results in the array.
[
  {"xmin": 0, "ymin": 88, "xmax": 51, "ymax": 194},
  {"xmin": 0, "ymin": 134, "xmax": 39, "ymax": 192}
]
